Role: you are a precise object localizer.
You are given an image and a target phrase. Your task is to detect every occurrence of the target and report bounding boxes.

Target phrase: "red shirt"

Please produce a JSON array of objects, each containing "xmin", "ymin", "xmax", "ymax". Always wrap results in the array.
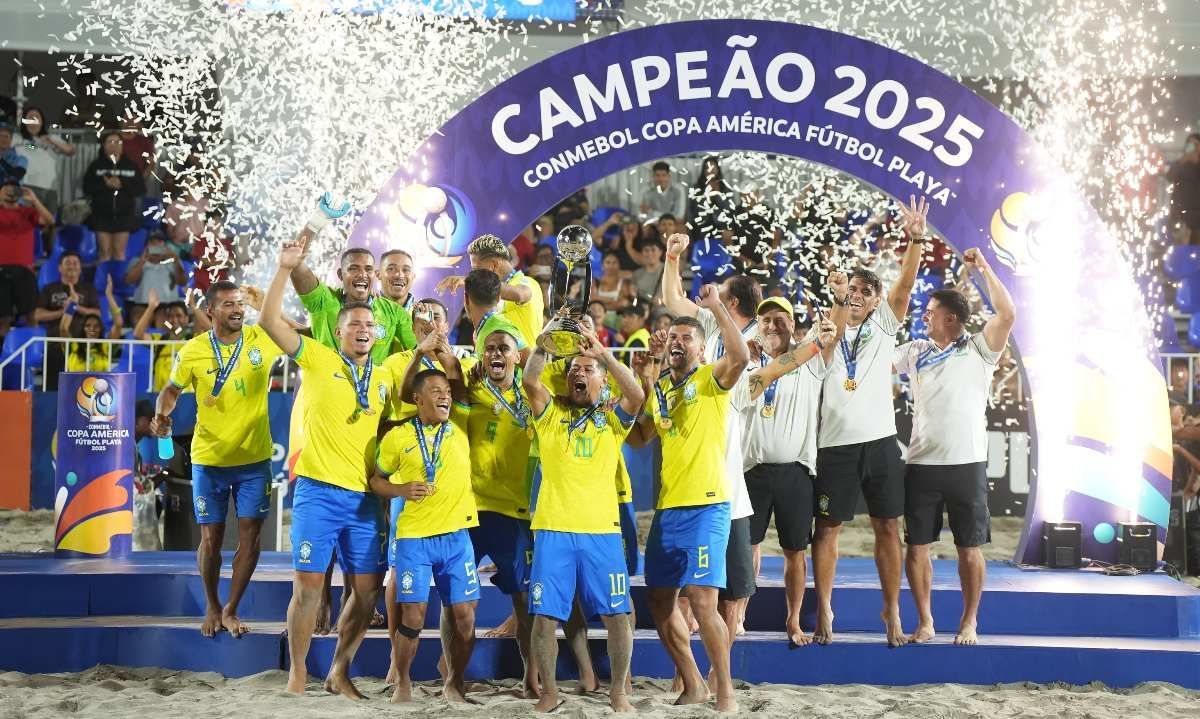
[
  {"xmin": 191, "ymin": 233, "xmax": 235, "ymax": 291},
  {"xmin": 0, "ymin": 205, "xmax": 39, "ymax": 268},
  {"xmin": 121, "ymin": 133, "xmax": 156, "ymax": 174}
]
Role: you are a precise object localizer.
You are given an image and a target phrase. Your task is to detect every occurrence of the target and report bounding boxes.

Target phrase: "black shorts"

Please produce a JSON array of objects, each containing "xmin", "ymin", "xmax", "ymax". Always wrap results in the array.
[
  {"xmin": 746, "ymin": 463, "xmax": 814, "ymax": 551},
  {"xmin": 903, "ymin": 462, "xmax": 991, "ymax": 548},
  {"xmin": 88, "ymin": 211, "xmax": 140, "ymax": 234},
  {"xmin": 718, "ymin": 517, "xmax": 755, "ymax": 601},
  {"xmin": 0, "ymin": 265, "xmax": 38, "ymax": 319},
  {"xmin": 814, "ymin": 436, "xmax": 905, "ymax": 522}
]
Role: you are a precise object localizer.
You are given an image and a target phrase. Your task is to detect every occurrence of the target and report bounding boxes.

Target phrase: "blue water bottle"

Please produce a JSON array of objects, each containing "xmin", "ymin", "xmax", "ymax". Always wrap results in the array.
[{"xmin": 157, "ymin": 436, "xmax": 174, "ymax": 460}]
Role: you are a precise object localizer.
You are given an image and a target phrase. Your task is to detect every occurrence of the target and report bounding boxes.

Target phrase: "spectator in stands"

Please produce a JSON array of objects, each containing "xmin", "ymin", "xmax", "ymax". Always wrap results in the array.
[
  {"xmin": 1165, "ymin": 133, "xmax": 1200, "ymax": 245},
  {"xmin": 83, "ymin": 129, "xmax": 146, "ymax": 262},
  {"xmin": 613, "ymin": 218, "xmax": 643, "ymax": 271},
  {"xmin": 16, "ymin": 107, "xmax": 76, "ymax": 252},
  {"xmin": 640, "ymin": 160, "xmax": 687, "ymax": 223},
  {"xmin": 34, "ymin": 250, "xmax": 100, "ymax": 389},
  {"xmin": 632, "ymin": 240, "xmax": 666, "ymax": 306},
  {"xmin": 119, "ymin": 115, "xmax": 156, "ymax": 182},
  {"xmin": 586, "ymin": 300, "xmax": 616, "ymax": 346},
  {"xmin": 0, "ymin": 177, "xmax": 53, "ymax": 341},
  {"xmin": 61, "ymin": 277, "xmax": 124, "ymax": 371},
  {"xmin": 614, "ymin": 302, "xmax": 649, "ymax": 366},
  {"xmin": 590, "ymin": 251, "xmax": 634, "ymax": 311},
  {"xmin": 0, "ymin": 121, "xmax": 28, "ymax": 186},
  {"xmin": 124, "ymin": 229, "xmax": 185, "ymax": 325},
  {"xmin": 527, "ymin": 242, "xmax": 555, "ymax": 286},
  {"xmin": 191, "ymin": 210, "xmax": 238, "ymax": 293},
  {"xmin": 133, "ymin": 288, "xmax": 196, "ymax": 391},
  {"xmin": 652, "ymin": 311, "xmax": 673, "ymax": 335},
  {"xmin": 688, "ymin": 155, "xmax": 736, "ymax": 242},
  {"xmin": 591, "ymin": 209, "xmax": 624, "ymax": 255}
]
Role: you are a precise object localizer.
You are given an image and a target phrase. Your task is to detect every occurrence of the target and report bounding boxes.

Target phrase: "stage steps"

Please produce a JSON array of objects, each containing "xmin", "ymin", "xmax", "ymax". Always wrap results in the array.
[
  {"xmin": 2, "ymin": 553, "xmax": 1196, "ymax": 640},
  {"xmin": 1, "ymin": 617, "xmax": 1198, "ymax": 689}
]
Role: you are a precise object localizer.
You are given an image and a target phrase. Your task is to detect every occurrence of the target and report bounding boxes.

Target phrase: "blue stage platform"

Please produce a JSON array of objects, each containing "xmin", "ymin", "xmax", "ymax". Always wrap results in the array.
[{"xmin": 1, "ymin": 552, "xmax": 1197, "ymax": 688}]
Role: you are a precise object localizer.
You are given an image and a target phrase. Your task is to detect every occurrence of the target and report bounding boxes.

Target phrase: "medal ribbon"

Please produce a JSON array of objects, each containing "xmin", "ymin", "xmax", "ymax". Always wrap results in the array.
[
  {"xmin": 420, "ymin": 356, "xmax": 437, "ymax": 371},
  {"xmin": 759, "ymin": 353, "xmax": 779, "ymax": 413},
  {"xmin": 915, "ymin": 335, "xmax": 969, "ymax": 373},
  {"xmin": 839, "ymin": 316, "xmax": 871, "ymax": 385},
  {"xmin": 338, "ymin": 350, "xmax": 374, "ymax": 411},
  {"xmin": 654, "ymin": 366, "xmax": 699, "ymax": 426},
  {"xmin": 208, "ymin": 330, "xmax": 244, "ymax": 399},
  {"xmin": 484, "ymin": 371, "xmax": 528, "ymax": 428},
  {"xmin": 474, "ymin": 309, "xmax": 497, "ymax": 342},
  {"xmin": 715, "ymin": 319, "xmax": 757, "ymax": 359},
  {"xmin": 567, "ymin": 398, "xmax": 604, "ymax": 442},
  {"xmin": 412, "ymin": 416, "xmax": 448, "ymax": 484}
]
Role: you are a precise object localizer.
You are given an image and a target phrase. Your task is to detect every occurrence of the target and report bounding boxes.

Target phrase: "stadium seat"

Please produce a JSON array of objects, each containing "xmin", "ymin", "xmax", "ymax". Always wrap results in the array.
[
  {"xmin": 1176, "ymin": 275, "xmax": 1200, "ymax": 314},
  {"xmin": 1160, "ymin": 314, "xmax": 1184, "ymax": 354},
  {"xmin": 129, "ymin": 343, "xmax": 155, "ymax": 393},
  {"xmin": 77, "ymin": 229, "xmax": 99, "ymax": 264},
  {"xmin": 1163, "ymin": 245, "xmax": 1200, "ymax": 281},
  {"xmin": 37, "ymin": 247, "xmax": 63, "ymax": 290},
  {"xmin": 1, "ymin": 326, "xmax": 46, "ymax": 390},
  {"xmin": 125, "ymin": 228, "xmax": 148, "ymax": 260},
  {"xmin": 55, "ymin": 224, "xmax": 91, "ymax": 254},
  {"xmin": 94, "ymin": 259, "xmax": 134, "ymax": 305},
  {"xmin": 140, "ymin": 199, "xmax": 163, "ymax": 231}
]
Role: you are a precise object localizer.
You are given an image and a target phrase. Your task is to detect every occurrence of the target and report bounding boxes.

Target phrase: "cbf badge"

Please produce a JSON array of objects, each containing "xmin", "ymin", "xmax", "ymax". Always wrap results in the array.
[
  {"xmin": 374, "ymin": 324, "xmax": 387, "ymax": 340},
  {"xmin": 531, "ymin": 582, "xmax": 544, "ymax": 605},
  {"xmin": 195, "ymin": 496, "xmax": 208, "ymax": 516},
  {"xmin": 400, "ymin": 570, "xmax": 415, "ymax": 594},
  {"xmin": 817, "ymin": 494, "xmax": 831, "ymax": 515},
  {"xmin": 298, "ymin": 541, "xmax": 312, "ymax": 563},
  {"xmin": 248, "ymin": 347, "xmax": 263, "ymax": 368},
  {"xmin": 378, "ymin": 382, "xmax": 388, "ymax": 403},
  {"xmin": 683, "ymin": 382, "xmax": 697, "ymax": 402}
]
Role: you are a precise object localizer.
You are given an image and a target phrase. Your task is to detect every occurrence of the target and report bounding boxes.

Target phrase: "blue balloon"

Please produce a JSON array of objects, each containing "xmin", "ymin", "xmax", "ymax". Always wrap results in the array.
[
  {"xmin": 1177, "ymin": 276, "xmax": 1200, "ymax": 314},
  {"xmin": 1163, "ymin": 245, "xmax": 1200, "ymax": 280}
]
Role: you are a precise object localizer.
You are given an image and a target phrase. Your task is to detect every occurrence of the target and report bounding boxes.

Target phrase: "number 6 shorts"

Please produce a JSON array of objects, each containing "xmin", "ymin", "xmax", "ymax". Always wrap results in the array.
[{"xmin": 644, "ymin": 501, "xmax": 731, "ymax": 589}]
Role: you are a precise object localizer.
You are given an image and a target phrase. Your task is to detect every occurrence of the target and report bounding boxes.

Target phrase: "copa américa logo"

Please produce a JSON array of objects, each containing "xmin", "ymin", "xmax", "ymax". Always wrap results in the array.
[
  {"xmin": 75, "ymin": 376, "xmax": 117, "ymax": 423},
  {"xmin": 989, "ymin": 191, "xmax": 1049, "ymax": 276},
  {"xmin": 386, "ymin": 182, "xmax": 476, "ymax": 268}
]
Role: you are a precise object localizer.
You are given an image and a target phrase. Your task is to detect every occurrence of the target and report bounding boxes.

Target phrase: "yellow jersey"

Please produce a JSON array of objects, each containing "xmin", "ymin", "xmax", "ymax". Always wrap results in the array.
[
  {"xmin": 646, "ymin": 363, "xmax": 730, "ymax": 509},
  {"xmin": 168, "ymin": 325, "xmax": 282, "ymax": 467},
  {"xmin": 500, "ymin": 270, "xmax": 543, "ymax": 353},
  {"xmin": 376, "ymin": 403, "xmax": 477, "ymax": 538},
  {"xmin": 291, "ymin": 337, "xmax": 394, "ymax": 492},
  {"xmin": 531, "ymin": 398, "xmax": 632, "ymax": 534},
  {"xmin": 465, "ymin": 373, "xmax": 533, "ymax": 519},
  {"xmin": 543, "ymin": 358, "xmax": 632, "ymax": 501},
  {"xmin": 66, "ymin": 343, "xmax": 121, "ymax": 373},
  {"xmin": 382, "ymin": 350, "xmax": 477, "ymax": 420}
]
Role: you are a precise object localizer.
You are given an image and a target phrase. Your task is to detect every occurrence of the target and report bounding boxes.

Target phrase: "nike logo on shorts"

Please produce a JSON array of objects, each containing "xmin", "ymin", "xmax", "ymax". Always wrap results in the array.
[
  {"xmin": 610, "ymin": 599, "xmax": 624, "ymax": 608},
  {"xmin": 464, "ymin": 586, "xmax": 478, "ymax": 595},
  {"xmin": 693, "ymin": 571, "xmax": 711, "ymax": 579}
]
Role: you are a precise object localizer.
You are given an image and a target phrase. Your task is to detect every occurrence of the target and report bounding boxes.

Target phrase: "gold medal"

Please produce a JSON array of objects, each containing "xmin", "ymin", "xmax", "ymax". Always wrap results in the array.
[
  {"xmin": 526, "ymin": 427, "xmax": 535, "ymax": 440},
  {"xmin": 761, "ymin": 404, "xmax": 775, "ymax": 418},
  {"xmin": 426, "ymin": 482, "xmax": 437, "ymax": 496},
  {"xmin": 659, "ymin": 417, "xmax": 673, "ymax": 430},
  {"xmin": 844, "ymin": 378, "xmax": 858, "ymax": 391},
  {"xmin": 204, "ymin": 395, "xmax": 218, "ymax": 407},
  {"xmin": 492, "ymin": 402, "xmax": 503, "ymax": 417},
  {"xmin": 362, "ymin": 406, "xmax": 375, "ymax": 416}
]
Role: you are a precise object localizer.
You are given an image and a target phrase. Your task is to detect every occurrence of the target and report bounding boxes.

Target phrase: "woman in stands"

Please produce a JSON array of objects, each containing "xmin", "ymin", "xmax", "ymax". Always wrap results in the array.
[
  {"xmin": 589, "ymin": 251, "xmax": 635, "ymax": 312},
  {"xmin": 60, "ymin": 277, "xmax": 123, "ymax": 371},
  {"xmin": 15, "ymin": 107, "xmax": 75, "ymax": 254},
  {"xmin": 82, "ymin": 129, "xmax": 146, "ymax": 262}
]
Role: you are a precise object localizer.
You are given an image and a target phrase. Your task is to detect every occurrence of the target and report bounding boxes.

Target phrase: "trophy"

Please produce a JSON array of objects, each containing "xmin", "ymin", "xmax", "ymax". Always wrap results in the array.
[{"xmin": 537, "ymin": 224, "xmax": 594, "ymax": 357}]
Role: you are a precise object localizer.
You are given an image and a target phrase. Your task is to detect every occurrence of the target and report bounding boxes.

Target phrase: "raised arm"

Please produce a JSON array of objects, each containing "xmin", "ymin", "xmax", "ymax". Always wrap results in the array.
[
  {"xmin": 888, "ymin": 195, "xmax": 929, "ymax": 322},
  {"xmin": 22, "ymin": 188, "xmax": 54, "ymax": 226},
  {"xmin": 962, "ymin": 248, "xmax": 1016, "ymax": 354},
  {"xmin": 499, "ymin": 274, "xmax": 533, "ymax": 304},
  {"xmin": 580, "ymin": 328, "xmax": 644, "ymax": 416},
  {"xmin": 747, "ymin": 316, "xmax": 836, "ymax": 400},
  {"xmin": 287, "ymin": 229, "xmax": 320, "ymax": 296},
  {"xmin": 627, "ymin": 329, "xmax": 666, "ymax": 448},
  {"xmin": 824, "ymin": 270, "xmax": 850, "ymax": 364},
  {"xmin": 698, "ymin": 283, "xmax": 750, "ymax": 387},
  {"xmin": 261, "ymin": 242, "xmax": 305, "ymax": 356},
  {"xmin": 522, "ymin": 345, "xmax": 553, "ymax": 417},
  {"xmin": 133, "ymin": 288, "xmax": 160, "ymax": 340},
  {"xmin": 661, "ymin": 233, "xmax": 699, "ymax": 318},
  {"xmin": 104, "ymin": 278, "xmax": 123, "ymax": 338}
]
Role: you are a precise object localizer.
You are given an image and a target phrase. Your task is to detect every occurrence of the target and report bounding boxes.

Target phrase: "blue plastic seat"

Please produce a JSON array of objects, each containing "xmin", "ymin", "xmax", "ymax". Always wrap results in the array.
[
  {"xmin": 1, "ymin": 326, "xmax": 47, "ymax": 389},
  {"xmin": 55, "ymin": 224, "xmax": 90, "ymax": 254},
  {"xmin": 37, "ymin": 247, "xmax": 63, "ymax": 290},
  {"xmin": 125, "ymin": 228, "xmax": 148, "ymax": 260},
  {"xmin": 1177, "ymin": 276, "xmax": 1200, "ymax": 314}
]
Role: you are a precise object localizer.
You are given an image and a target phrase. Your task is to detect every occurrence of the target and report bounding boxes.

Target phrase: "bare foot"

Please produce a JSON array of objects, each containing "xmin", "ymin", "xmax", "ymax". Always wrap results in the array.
[
  {"xmin": 954, "ymin": 623, "xmax": 978, "ymax": 646},
  {"xmin": 882, "ymin": 610, "xmax": 909, "ymax": 648},
  {"xmin": 910, "ymin": 622, "xmax": 936, "ymax": 644},
  {"xmin": 390, "ymin": 680, "xmax": 413, "ymax": 703},
  {"xmin": 610, "ymin": 693, "xmax": 635, "ymax": 713},
  {"xmin": 735, "ymin": 618, "xmax": 746, "ymax": 636},
  {"xmin": 324, "ymin": 672, "xmax": 366, "ymax": 700},
  {"xmin": 786, "ymin": 620, "xmax": 810, "ymax": 647},
  {"xmin": 285, "ymin": 672, "xmax": 306, "ymax": 695},
  {"xmin": 443, "ymin": 681, "xmax": 477, "ymax": 704},
  {"xmin": 200, "ymin": 608, "xmax": 223, "ymax": 638},
  {"xmin": 574, "ymin": 673, "xmax": 600, "ymax": 694},
  {"xmin": 484, "ymin": 613, "xmax": 518, "ymax": 638},
  {"xmin": 670, "ymin": 672, "xmax": 684, "ymax": 694},
  {"xmin": 437, "ymin": 654, "xmax": 447, "ymax": 680},
  {"xmin": 522, "ymin": 681, "xmax": 541, "ymax": 700},
  {"xmin": 221, "ymin": 606, "xmax": 249, "ymax": 637},
  {"xmin": 813, "ymin": 608, "xmax": 834, "ymax": 645},
  {"xmin": 674, "ymin": 684, "xmax": 709, "ymax": 706},
  {"xmin": 314, "ymin": 599, "xmax": 332, "ymax": 636},
  {"xmin": 385, "ymin": 660, "xmax": 398, "ymax": 685},
  {"xmin": 716, "ymin": 694, "xmax": 739, "ymax": 713},
  {"xmin": 534, "ymin": 690, "xmax": 562, "ymax": 712},
  {"xmin": 369, "ymin": 609, "xmax": 386, "ymax": 628}
]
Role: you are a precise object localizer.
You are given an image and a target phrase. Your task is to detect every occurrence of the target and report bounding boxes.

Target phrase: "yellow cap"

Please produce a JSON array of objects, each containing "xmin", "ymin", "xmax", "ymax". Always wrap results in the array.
[{"xmin": 756, "ymin": 297, "xmax": 794, "ymax": 317}]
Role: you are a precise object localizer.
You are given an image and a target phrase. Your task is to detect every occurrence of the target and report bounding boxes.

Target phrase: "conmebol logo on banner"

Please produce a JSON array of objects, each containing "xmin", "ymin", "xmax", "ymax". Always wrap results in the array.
[{"xmin": 75, "ymin": 376, "xmax": 117, "ymax": 423}]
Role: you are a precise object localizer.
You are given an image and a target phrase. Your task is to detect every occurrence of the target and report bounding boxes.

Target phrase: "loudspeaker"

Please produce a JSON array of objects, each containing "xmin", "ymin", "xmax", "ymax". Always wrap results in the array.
[
  {"xmin": 1117, "ymin": 522, "xmax": 1157, "ymax": 571},
  {"xmin": 1042, "ymin": 521, "xmax": 1082, "ymax": 568}
]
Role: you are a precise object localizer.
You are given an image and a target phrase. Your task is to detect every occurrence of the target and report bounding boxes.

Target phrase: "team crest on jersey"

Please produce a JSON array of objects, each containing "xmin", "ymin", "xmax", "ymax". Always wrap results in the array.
[
  {"xmin": 683, "ymin": 382, "xmax": 697, "ymax": 402},
  {"xmin": 298, "ymin": 540, "xmax": 313, "ymax": 563},
  {"xmin": 248, "ymin": 347, "xmax": 263, "ymax": 367},
  {"xmin": 817, "ymin": 494, "xmax": 831, "ymax": 514},
  {"xmin": 400, "ymin": 570, "xmax": 415, "ymax": 594},
  {"xmin": 374, "ymin": 324, "xmax": 387, "ymax": 340},
  {"xmin": 378, "ymin": 382, "xmax": 387, "ymax": 403},
  {"xmin": 531, "ymin": 582, "xmax": 544, "ymax": 604},
  {"xmin": 195, "ymin": 496, "xmax": 208, "ymax": 516}
]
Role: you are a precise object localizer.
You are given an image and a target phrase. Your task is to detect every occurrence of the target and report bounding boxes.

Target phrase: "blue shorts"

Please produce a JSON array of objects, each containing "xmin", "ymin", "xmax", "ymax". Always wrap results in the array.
[
  {"xmin": 619, "ymin": 502, "xmax": 640, "ymax": 576},
  {"xmin": 469, "ymin": 511, "xmax": 533, "ymax": 595},
  {"xmin": 192, "ymin": 461, "xmax": 271, "ymax": 524},
  {"xmin": 290, "ymin": 477, "xmax": 386, "ymax": 575},
  {"xmin": 645, "ymin": 502, "xmax": 731, "ymax": 589},
  {"xmin": 391, "ymin": 529, "xmax": 479, "ymax": 606},
  {"xmin": 529, "ymin": 530, "xmax": 629, "ymax": 622},
  {"xmin": 387, "ymin": 497, "xmax": 405, "ymax": 566}
]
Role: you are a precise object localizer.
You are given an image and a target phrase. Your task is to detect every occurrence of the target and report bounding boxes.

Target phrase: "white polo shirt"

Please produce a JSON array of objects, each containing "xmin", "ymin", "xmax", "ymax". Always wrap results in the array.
[
  {"xmin": 818, "ymin": 300, "xmax": 901, "ymax": 449},
  {"xmin": 696, "ymin": 307, "xmax": 758, "ymax": 520},
  {"xmin": 742, "ymin": 348, "xmax": 826, "ymax": 474},
  {"xmin": 894, "ymin": 332, "xmax": 1002, "ymax": 465}
]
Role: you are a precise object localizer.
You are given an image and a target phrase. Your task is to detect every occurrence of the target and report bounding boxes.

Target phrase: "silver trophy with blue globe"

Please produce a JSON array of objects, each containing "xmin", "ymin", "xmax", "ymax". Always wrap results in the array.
[{"xmin": 537, "ymin": 224, "xmax": 594, "ymax": 357}]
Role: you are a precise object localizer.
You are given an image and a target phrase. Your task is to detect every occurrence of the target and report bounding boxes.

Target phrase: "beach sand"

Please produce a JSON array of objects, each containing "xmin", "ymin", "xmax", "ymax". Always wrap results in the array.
[{"xmin": 1, "ymin": 665, "xmax": 1198, "ymax": 718}]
